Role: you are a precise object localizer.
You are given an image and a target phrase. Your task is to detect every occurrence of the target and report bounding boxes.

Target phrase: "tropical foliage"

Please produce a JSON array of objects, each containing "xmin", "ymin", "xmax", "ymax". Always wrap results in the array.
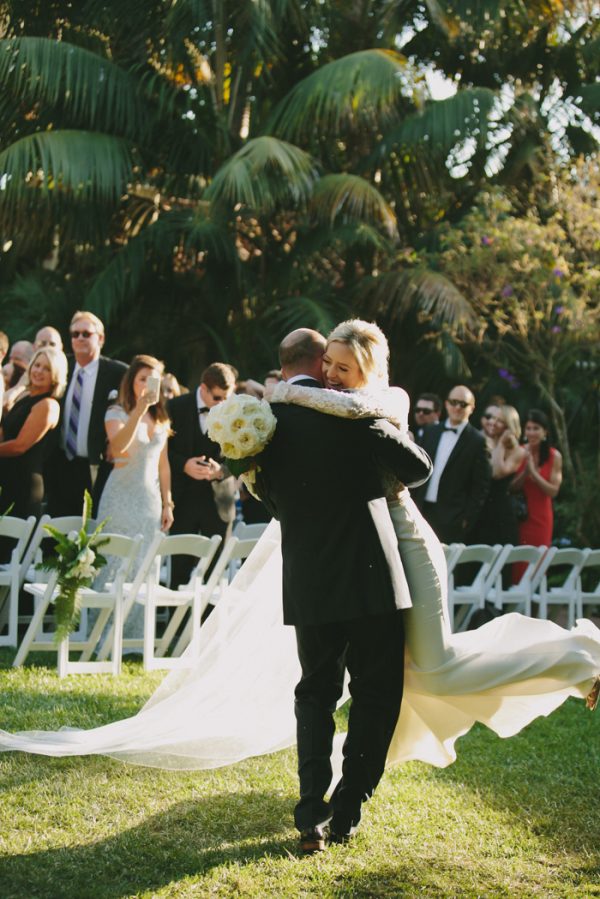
[{"xmin": 0, "ymin": 1, "xmax": 598, "ymax": 536}]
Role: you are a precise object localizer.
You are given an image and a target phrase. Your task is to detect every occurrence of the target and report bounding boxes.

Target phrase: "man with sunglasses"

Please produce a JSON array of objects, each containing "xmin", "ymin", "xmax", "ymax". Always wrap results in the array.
[
  {"xmin": 167, "ymin": 361, "xmax": 237, "ymax": 589},
  {"xmin": 46, "ymin": 311, "xmax": 127, "ymax": 516},
  {"xmin": 414, "ymin": 385, "xmax": 491, "ymax": 544},
  {"xmin": 413, "ymin": 393, "xmax": 441, "ymax": 440}
]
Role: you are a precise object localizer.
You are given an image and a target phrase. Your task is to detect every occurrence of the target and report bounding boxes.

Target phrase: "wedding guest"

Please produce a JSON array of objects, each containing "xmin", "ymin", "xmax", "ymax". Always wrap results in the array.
[
  {"xmin": 511, "ymin": 409, "xmax": 562, "ymax": 549},
  {"xmin": 167, "ymin": 362, "xmax": 237, "ymax": 588},
  {"xmin": 96, "ymin": 355, "xmax": 173, "ymax": 639},
  {"xmin": 45, "ymin": 311, "xmax": 127, "ymax": 517},
  {"xmin": 476, "ymin": 404, "xmax": 526, "ymax": 548},
  {"xmin": 34, "ymin": 326, "xmax": 63, "ymax": 351},
  {"xmin": 161, "ymin": 372, "xmax": 182, "ymax": 403},
  {"xmin": 0, "ymin": 347, "xmax": 67, "ymax": 520},
  {"xmin": 264, "ymin": 369, "xmax": 283, "ymax": 390},
  {"xmin": 414, "ymin": 385, "xmax": 491, "ymax": 544},
  {"xmin": 3, "ymin": 340, "xmax": 35, "ymax": 413},
  {"xmin": 413, "ymin": 393, "xmax": 441, "ymax": 440},
  {"xmin": 236, "ymin": 379, "xmax": 264, "ymax": 399}
]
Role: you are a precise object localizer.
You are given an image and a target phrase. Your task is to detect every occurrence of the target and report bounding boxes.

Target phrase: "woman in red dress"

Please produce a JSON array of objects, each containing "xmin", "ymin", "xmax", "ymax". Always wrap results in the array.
[{"xmin": 512, "ymin": 409, "xmax": 563, "ymax": 547}]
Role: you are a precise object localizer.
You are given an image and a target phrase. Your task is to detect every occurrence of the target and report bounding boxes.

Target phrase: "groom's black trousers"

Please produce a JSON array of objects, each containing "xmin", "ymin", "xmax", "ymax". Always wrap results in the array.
[{"xmin": 293, "ymin": 609, "xmax": 405, "ymax": 832}]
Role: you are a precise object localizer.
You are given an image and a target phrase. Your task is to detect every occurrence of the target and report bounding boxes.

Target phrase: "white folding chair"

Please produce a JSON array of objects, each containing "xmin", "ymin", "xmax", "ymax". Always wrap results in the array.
[
  {"xmin": 96, "ymin": 532, "xmax": 222, "ymax": 670},
  {"xmin": 485, "ymin": 545, "xmax": 551, "ymax": 617},
  {"xmin": 534, "ymin": 547, "xmax": 587, "ymax": 628},
  {"xmin": 443, "ymin": 543, "xmax": 465, "ymax": 580},
  {"xmin": 16, "ymin": 533, "xmax": 142, "ymax": 675},
  {"xmin": 448, "ymin": 544, "xmax": 503, "ymax": 631},
  {"xmin": 170, "ymin": 534, "xmax": 262, "ymax": 658},
  {"xmin": 578, "ymin": 548, "xmax": 600, "ymax": 619},
  {"xmin": 18, "ymin": 515, "xmax": 97, "ymax": 643},
  {"xmin": 232, "ymin": 521, "xmax": 269, "ymax": 541},
  {"xmin": 0, "ymin": 515, "xmax": 36, "ymax": 648}
]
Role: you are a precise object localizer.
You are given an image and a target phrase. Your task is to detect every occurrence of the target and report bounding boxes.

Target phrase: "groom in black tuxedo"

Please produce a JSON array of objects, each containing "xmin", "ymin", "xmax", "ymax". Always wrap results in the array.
[{"xmin": 256, "ymin": 329, "xmax": 432, "ymax": 852}]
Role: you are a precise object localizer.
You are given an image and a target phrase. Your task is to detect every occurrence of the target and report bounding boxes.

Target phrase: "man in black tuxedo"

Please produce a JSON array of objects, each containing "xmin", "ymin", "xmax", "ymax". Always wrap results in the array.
[
  {"xmin": 167, "ymin": 362, "xmax": 237, "ymax": 588},
  {"xmin": 256, "ymin": 329, "xmax": 432, "ymax": 852},
  {"xmin": 414, "ymin": 384, "xmax": 491, "ymax": 544},
  {"xmin": 46, "ymin": 311, "xmax": 127, "ymax": 516}
]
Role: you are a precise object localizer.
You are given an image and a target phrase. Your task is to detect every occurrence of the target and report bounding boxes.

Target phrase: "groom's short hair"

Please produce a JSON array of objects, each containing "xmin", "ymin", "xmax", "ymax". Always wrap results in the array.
[{"xmin": 279, "ymin": 329, "xmax": 326, "ymax": 371}]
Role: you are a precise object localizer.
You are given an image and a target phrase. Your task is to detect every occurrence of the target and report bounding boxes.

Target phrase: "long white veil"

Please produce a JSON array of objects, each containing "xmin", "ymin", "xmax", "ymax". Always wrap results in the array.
[{"xmin": 1, "ymin": 510, "xmax": 599, "ymax": 770}]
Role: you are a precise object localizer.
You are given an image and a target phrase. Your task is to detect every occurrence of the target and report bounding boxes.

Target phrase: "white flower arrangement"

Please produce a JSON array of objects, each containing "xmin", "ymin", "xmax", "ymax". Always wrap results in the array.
[{"xmin": 207, "ymin": 394, "xmax": 277, "ymax": 493}]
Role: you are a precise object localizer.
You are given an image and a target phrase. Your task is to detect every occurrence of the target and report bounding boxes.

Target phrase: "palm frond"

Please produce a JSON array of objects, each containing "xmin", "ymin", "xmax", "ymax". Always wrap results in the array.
[
  {"xmin": 206, "ymin": 136, "xmax": 318, "ymax": 212},
  {"xmin": 381, "ymin": 88, "xmax": 497, "ymax": 158},
  {"xmin": 0, "ymin": 131, "xmax": 133, "ymax": 219},
  {"xmin": 0, "ymin": 38, "xmax": 145, "ymax": 137},
  {"xmin": 262, "ymin": 294, "xmax": 349, "ymax": 337},
  {"xmin": 360, "ymin": 268, "xmax": 478, "ymax": 334},
  {"xmin": 298, "ymin": 221, "xmax": 394, "ymax": 258},
  {"xmin": 267, "ymin": 49, "xmax": 415, "ymax": 146},
  {"xmin": 311, "ymin": 174, "xmax": 397, "ymax": 237},
  {"xmin": 86, "ymin": 209, "xmax": 233, "ymax": 323}
]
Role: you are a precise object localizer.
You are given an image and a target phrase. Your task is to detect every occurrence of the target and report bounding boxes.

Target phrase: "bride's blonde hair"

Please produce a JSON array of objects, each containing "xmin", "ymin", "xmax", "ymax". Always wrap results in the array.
[{"xmin": 326, "ymin": 319, "xmax": 389, "ymax": 386}]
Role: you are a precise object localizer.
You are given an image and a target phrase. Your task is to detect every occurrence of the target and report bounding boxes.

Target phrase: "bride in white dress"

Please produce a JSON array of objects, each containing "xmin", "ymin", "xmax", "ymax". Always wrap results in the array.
[{"xmin": 0, "ymin": 321, "xmax": 598, "ymax": 770}]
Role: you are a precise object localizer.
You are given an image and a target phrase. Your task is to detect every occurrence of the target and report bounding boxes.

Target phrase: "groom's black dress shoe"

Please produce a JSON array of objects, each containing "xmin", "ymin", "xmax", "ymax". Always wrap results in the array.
[{"xmin": 299, "ymin": 825, "xmax": 327, "ymax": 854}]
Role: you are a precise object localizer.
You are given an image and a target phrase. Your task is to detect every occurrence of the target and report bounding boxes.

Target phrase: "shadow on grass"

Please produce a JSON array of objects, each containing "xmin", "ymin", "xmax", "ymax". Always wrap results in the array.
[
  {"xmin": 426, "ymin": 700, "xmax": 600, "ymax": 859},
  {"xmin": 0, "ymin": 791, "xmax": 296, "ymax": 899}
]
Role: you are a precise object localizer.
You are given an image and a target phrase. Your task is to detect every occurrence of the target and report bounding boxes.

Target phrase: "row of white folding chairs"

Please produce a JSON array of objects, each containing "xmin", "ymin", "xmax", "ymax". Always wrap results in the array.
[
  {"xmin": 445, "ymin": 543, "xmax": 600, "ymax": 631},
  {"xmin": 9, "ymin": 516, "xmax": 267, "ymax": 675}
]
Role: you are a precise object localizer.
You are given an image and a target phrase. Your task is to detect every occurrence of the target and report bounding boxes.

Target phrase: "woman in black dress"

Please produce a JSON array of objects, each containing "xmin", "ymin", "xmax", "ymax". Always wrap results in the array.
[
  {"xmin": 476, "ymin": 404, "xmax": 526, "ymax": 546},
  {"xmin": 0, "ymin": 347, "xmax": 67, "ymax": 519}
]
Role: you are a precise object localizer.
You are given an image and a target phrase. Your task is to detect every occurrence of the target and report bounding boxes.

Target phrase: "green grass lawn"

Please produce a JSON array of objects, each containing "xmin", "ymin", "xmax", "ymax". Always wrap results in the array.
[{"xmin": 0, "ymin": 649, "xmax": 599, "ymax": 898}]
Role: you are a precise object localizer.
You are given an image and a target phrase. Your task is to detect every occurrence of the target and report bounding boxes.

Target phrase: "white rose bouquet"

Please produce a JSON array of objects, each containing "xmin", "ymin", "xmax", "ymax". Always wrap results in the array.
[
  {"xmin": 207, "ymin": 394, "xmax": 277, "ymax": 495},
  {"xmin": 37, "ymin": 490, "xmax": 109, "ymax": 641}
]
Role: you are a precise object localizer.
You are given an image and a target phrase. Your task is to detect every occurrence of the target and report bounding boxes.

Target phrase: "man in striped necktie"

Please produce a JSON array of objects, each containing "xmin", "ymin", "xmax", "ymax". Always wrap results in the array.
[{"xmin": 45, "ymin": 311, "xmax": 127, "ymax": 516}]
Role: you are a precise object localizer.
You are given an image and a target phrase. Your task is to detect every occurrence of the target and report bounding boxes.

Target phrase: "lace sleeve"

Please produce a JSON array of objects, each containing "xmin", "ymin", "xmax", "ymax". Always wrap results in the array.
[{"xmin": 267, "ymin": 382, "xmax": 410, "ymax": 431}]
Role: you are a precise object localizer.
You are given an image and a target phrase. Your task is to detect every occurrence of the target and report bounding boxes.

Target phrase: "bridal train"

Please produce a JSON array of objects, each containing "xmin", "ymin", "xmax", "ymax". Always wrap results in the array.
[{"xmin": 1, "ymin": 501, "xmax": 598, "ymax": 771}]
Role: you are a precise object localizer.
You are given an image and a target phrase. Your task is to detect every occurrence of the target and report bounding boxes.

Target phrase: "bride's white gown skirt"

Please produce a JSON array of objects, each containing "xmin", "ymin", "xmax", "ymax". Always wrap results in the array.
[{"xmin": 1, "ymin": 501, "xmax": 598, "ymax": 770}]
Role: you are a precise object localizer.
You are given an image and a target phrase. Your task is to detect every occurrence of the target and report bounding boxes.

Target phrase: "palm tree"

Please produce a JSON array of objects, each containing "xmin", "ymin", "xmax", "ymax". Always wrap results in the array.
[{"xmin": 0, "ymin": 1, "xmax": 596, "ymax": 382}]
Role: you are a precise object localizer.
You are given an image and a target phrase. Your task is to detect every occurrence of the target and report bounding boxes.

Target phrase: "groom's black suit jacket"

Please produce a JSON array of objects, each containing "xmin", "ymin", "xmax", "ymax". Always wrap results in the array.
[{"xmin": 256, "ymin": 380, "xmax": 432, "ymax": 626}]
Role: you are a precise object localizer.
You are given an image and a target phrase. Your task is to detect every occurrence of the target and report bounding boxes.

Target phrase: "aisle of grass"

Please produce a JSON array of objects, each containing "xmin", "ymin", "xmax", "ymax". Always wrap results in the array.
[{"xmin": 1, "ymin": 650, "xmax": 599, "ymax": 898}]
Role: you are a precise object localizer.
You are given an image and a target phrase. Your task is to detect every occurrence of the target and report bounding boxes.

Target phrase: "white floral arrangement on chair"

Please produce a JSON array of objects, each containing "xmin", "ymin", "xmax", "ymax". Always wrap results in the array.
[
  {"xmin": 207, "ymin": 394, "xmax": 277, "ymax": 494},
  {"xmin": 37, "ymin": 491, "xmax": 109, "ymax": 641}
]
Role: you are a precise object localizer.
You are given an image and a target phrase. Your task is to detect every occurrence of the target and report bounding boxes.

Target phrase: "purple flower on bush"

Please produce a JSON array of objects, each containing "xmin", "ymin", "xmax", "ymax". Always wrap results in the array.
[
  {"xmin": 552, "ymin": 267, "xmax": 564, "ymax": 278},
  {"xmin": 551, "ymin": 326, "xmax": 561, "ymax": 333},
  {"xmin": 498, "ymin": 367, "xmax": 520, "ymax": 389},
  {"xmin": 554, "ymin": 305, "xmax": 564, "ymax": 315},
  {"xmin": 481, "ymin": 235, "xmax": 493, "ymax": 246},
  {"xmin": 501, "ymin": 284, "xmax": 513, "ymax": 297}
]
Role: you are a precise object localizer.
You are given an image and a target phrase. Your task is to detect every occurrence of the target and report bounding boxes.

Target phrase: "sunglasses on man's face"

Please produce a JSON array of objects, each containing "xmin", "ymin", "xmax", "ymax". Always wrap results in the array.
[
  {"xmin": 70, "ymin": 330, "xmax": 96, "ymax": 339},
  {"xmin": 447, "ymin": 399, "xmax": 470, "ymax": 409},
  {"xmin": 414, "ymin": 407, "xmax": 435, "ymax": 415}
]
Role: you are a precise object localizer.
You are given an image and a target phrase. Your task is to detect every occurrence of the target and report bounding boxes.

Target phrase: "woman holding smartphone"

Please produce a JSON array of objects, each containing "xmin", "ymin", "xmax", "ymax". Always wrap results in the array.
[{"xmin": 96, "ymin": 354, "xmax": 173, "ymax": 638}]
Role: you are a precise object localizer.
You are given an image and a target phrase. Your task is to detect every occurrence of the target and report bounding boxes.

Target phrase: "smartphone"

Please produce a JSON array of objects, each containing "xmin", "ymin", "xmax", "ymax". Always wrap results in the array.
[
  {"xmin": 146, "ymin": 375, "xmax": 161, "ymax": 404},
  {"xmin": 197, "ymin": 459, "xmax": 210, "ymax": 466}
]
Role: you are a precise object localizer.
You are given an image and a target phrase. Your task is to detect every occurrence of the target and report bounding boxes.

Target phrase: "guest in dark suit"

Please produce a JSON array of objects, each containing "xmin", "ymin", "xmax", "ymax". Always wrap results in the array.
[
  {"xmin": 413, "ymin": 384, "xmax": 491, "ymax": 544},
  {"xmin": 45, "ymin": 311, "xmax": 127, "ymax": 517},
  {"xmin": 256, "ymin": 327, "xmax": 432, "ymax": 852},
  {"xmin": 167, "ymin": 362, "xmax": 237, "ymax": 588},
  {"xmin": 413, "ymin": 392, "xmax": 441, "ymax": 441}
]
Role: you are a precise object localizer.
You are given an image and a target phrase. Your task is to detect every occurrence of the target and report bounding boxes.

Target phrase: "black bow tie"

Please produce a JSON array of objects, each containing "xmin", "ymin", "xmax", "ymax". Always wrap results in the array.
[
  {"xmin": 198, "ymin": 407, "xmax": 209, "ymax": 414},
  {"xmin": 445, "ymin": 426, "xmax": 458, "ymax": 434}
]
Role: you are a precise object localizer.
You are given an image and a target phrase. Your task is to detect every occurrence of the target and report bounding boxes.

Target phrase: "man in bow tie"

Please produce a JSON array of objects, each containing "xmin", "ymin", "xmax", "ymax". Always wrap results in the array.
[
  {"xmin": 167, "ymin": 362, "xmax": 237, "ymax": 588},
  {"xmin": 414, "ymin": 384, "xmax": 491, "ymax": 544}
]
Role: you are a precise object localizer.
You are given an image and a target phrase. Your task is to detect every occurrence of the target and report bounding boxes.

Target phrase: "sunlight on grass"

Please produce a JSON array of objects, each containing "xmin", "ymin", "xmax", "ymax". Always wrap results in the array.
[{"xmin": 1, "ymin": 650, "xmax": 599, "ymax": 897}]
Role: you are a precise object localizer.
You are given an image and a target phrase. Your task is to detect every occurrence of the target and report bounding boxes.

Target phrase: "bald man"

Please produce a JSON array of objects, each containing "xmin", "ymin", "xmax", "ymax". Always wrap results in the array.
[
  {"xmin": 34, "ymin": 326, "xmax": 63, "ymax": 351},
  {"xmin": 413, "ymin": 384, "xmax": 491, "ymax": 544}
]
